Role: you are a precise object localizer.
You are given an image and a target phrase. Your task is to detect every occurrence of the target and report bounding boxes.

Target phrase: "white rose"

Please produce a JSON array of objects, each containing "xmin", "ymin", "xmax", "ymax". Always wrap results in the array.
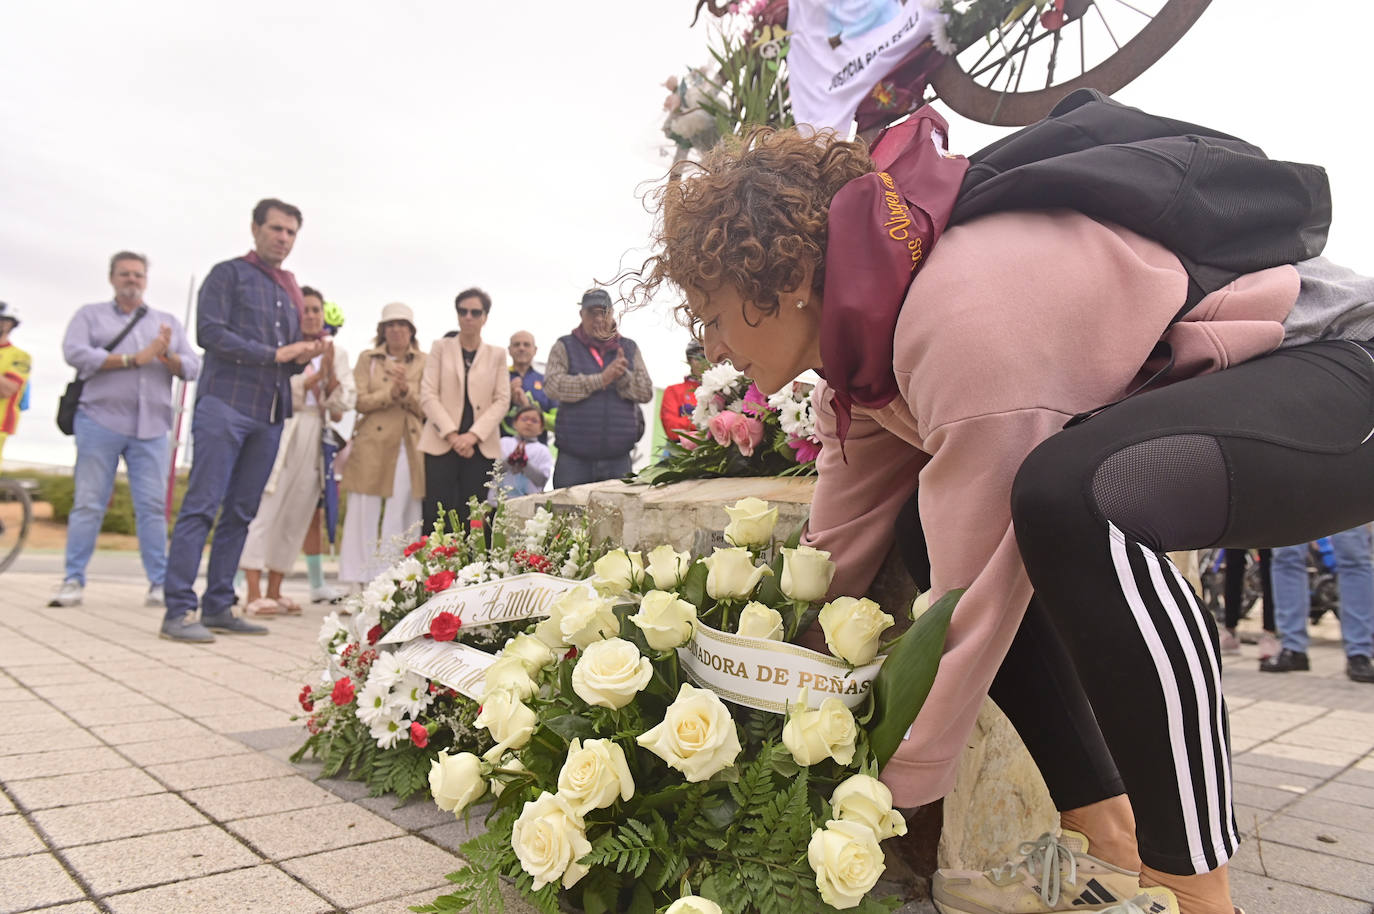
[
  {"xmin": 533, "ymin": 612, "xmax": 569, "ymax": 650},
  {"xmin": 511, "ymin": 791, "xmax": 593, "ymax": 891},
  {"xmin": 474, "ymin": 687, "xmax": 537, "ymax": 752},
  {"xmin": 483, "ymin": 655, "xmax": 538, "ymax": 702},
  {"xmin": 592, "ymin": 549, "xmax": 645, "ymax": 595},
  {"xmin": 830, "ymin": 774, "xmax": 907, "ymax": 841},
  {"xmin": 502, "ymin": 633, "xmax": 557, "ymax": 676},
  {"xmin": 629, "ymin": 590, "xmax": 698, "ymax": 651},
  {"xmin": 665, "ymin": 897, "xmax": 724, "ymax": 914},
  {"xmin": 490, "ymin": 756, "xmax": 526, "ymax": 798},
  {"xmin": 428, "ymin": 750, "xmax": 487, "ymax": 816},
  {"xmin": 736, "ymin": 602, "xmax": 784, "ymax": 641},
  {"xmin": 571, "ymin": 638, "xmax": 654, "ymax": 710},
  {"xmin": 637, "ymin": 683, "xmax": 742, "ymax": 782},
  {"xmin": 808, "ymin": 818, "xmax": 886, "ymax": 909},
  {"xmin": 782, "ymin": 688, "xmax": 857, "ymax": 766},
  {"xmin": 555, "ymin": 584, "xmax": 621, "ymax": 650},
  {"xmin": 556, "ymin": 738, "xmax": 635, "ymax": 815},
  {"xmin": 779, "ymin": 544, "xmax": 836, "ymax": 604},
  {"xmin": 818, "ymin": 597, "xmax": 894, "ymax": 666},
  {"xmin": 646, "ymin": 544, "xmax": 692, "ymax": 590},
  {"xmin": 723, "ymin": 496, "xmax": 778, "ymax": 547},
  {"xmin": 702, "ymin": 547, "xmax": 773, "ymax": 601}
]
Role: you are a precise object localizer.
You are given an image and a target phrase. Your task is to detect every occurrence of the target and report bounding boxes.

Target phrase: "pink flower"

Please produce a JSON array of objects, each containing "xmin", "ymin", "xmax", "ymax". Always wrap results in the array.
[
  {"xmin": 731, "ymin": 416, "xmax": 766, "ymax": 457},
  {"xmin": 709, "ymin": 410, "xmax": 743, "ymax": 446},
  {"xmin": 787, "ymin": 435, "xmax": 822, "ymax": 463},
  {"xmin": 742, "ymin": 382, "xmax": 769, "ymax": 417}
]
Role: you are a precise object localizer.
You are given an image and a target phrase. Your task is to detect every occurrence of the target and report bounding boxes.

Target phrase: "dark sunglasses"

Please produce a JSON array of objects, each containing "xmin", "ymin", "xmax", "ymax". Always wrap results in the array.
[{"xmin": 457, "ymin": 307, "xmax": 485, "ymax": 318}]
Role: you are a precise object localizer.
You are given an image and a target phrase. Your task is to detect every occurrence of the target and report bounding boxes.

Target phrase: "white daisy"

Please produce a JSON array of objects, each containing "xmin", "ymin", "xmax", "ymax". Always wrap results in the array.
[
  {"xmin": 368, "ymin": 651, "xmax": 409, "ymax": 690},
  {"xmin": 387, "ymin": 672, "xmax": 433, "ymax": 718},
  {"xmin": 316, "ymin": 612, "xmax": 347, "ymax": 648},
  {"xmin": 369, "ymin": 713, "xmax": 407, "ymax": 749},
  {"xmin": 355, "ymin": 678, "xmax": 393, "ymax": 726},
  {"xmin": 457, "ymin": 561, "xmax": 489, "ymax": 585}
]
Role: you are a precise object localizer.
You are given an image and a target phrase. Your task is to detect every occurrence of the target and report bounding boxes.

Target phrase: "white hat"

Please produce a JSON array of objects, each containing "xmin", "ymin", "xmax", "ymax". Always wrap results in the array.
[{"xmin": 379, "ymin": 302, "xmax": 414, "ymax": 325}]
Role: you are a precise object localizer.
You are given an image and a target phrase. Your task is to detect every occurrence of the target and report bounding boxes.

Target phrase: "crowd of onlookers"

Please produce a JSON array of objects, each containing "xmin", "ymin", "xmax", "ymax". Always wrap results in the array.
[{"xmin": 12, "ymin": 197, "xmax": 702, "ymax": 644}]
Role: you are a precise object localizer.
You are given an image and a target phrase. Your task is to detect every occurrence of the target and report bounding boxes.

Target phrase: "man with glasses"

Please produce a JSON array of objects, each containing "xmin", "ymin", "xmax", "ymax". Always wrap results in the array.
[
  {"xmin": 53, "ymin": 252, "xmax": 200, "ymax": 608},
  {"xmin": 502, "ymin": 330, "xmax": 555, "ymax": 443},
  {"xmin": 544, "ymin": 289, "xmax": 654, "ymax": 487}
]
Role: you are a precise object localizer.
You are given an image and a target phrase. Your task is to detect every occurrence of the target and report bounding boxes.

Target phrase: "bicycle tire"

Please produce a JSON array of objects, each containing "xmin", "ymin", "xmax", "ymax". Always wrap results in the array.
[
  {"xmin": 0, "ymin": 478, "xmax": 33, "ymax": 574},
  {"xmin": 930, "ymin": 0, "xmax": 1213, "ymax": 126}
]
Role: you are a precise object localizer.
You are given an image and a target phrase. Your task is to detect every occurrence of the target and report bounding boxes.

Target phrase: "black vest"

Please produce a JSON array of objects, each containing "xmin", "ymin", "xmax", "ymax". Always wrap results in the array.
[{"xmin": 553, "ymin": 335, "xmax": 641, "ymax": 459}]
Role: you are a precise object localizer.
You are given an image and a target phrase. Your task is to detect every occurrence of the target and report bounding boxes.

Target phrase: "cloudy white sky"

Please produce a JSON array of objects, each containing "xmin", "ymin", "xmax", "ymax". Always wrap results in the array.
[{"xmin": 2, "ymin": 0, "xmax": 1369, "ymax": 468}]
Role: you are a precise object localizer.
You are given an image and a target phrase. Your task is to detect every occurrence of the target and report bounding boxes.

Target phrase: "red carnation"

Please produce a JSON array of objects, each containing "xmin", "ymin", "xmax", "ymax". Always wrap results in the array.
[
  {"xmin": 429, "ymin": 611, "xmax": 462, "ymax": 642},
  {"xmin": 306, "ymin": 716, "xmax": 322, "ymax": 735},
  {"xmin": 425, "ymin": 570, "xmax": 456, "ymax": 593},
  {"xmin": 366, "ymin": 624, "xmax": 383, "ymax": 646},
  {"xmin": 297, "ymin": 685, "xmax": 315, "ymax": 712},
  {"xmin": 409, "ymin": 721, "xmax": 430, "ymax": 748},
  {"xmin": 470, "ymin": 518, "xmax": 484, "ymax": 530},
  {"xmin": 431, "ymin": 544, "xmax": 458, "ymax": 558},
  {"xmin": 330, "ymin": 676, "xmax": 356, "ymax": 706},
  {"xmin": 404, "ymin": 536, "xmax": 429, "ymax": 557}
]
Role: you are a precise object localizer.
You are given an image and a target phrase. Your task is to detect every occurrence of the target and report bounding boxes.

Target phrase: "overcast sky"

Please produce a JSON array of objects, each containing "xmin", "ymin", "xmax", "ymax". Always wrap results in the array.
[{"xmin": 2, "ymin": 0, "xmax": 1369, "ymax": 468}]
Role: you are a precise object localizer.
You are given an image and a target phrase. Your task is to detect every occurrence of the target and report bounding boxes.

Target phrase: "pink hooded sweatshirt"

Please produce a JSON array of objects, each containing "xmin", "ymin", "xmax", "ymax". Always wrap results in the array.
[{"xmin": 802, "ymin": 207, "xmax": 1299, "ymax": 808}]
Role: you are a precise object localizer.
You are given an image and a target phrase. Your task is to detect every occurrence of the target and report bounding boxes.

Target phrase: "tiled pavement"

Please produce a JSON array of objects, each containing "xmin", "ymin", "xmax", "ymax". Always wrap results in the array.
[{"xmin": 0, "ymin": 561, "xmax": 1371, "ymax": 914}]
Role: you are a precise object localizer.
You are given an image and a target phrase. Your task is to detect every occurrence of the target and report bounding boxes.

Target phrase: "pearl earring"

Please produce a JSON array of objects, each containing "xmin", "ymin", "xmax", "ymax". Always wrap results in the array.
[{"xmin": 795, "ymin": 300, "xmax": 807, "ymax": 310}]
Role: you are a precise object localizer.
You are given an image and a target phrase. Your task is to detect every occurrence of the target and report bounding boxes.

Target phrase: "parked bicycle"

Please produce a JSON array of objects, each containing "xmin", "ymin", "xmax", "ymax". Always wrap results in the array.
[
  {"xmin": 0, "ymin": 477, "xmax": 34, "ymax": 573},
  {"xmin": 1198, "ymin": 542, "xmax": 1339, "ymax": 628}
]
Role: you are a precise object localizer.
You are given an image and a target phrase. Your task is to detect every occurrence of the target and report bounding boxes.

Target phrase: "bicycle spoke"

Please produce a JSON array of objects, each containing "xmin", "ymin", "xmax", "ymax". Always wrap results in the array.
[
  {"xmin": 1012, "ymin": 16, "xmax": 1037, "ymax": 93},
  {"xmin": 1093, "ymin": 0, "xmax": 1123, "ymax": 51},
  {"xmin": 1104, "ymin": 0, "xmax": 1155, "ymax": 20}
]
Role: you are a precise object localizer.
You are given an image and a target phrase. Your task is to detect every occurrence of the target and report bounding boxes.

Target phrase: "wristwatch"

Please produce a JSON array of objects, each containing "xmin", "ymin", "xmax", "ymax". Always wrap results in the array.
[{"xmin": 121, "ymin": 353, "xmax": 133, "ymax": 368}]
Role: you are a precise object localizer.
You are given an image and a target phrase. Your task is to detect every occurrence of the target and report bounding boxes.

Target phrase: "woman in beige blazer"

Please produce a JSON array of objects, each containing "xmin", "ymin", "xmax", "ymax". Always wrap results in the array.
[
  {"xmin": 418, "ymin": 287, "xmax": 511, "ymax": 531},
  {"xmin": 339, "ymin": 302, "xmax": 427, "ymax": 585}
]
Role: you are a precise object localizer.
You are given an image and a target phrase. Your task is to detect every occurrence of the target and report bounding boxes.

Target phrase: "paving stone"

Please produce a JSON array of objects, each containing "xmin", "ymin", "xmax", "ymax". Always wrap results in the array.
[
  {"xmin": 226, "ymin": 802, "xmax": 404, "ymax": 859},
  {"xmin": 280, "ymin": 835, "xmax": 460, "ymax": 908},
  {"xmin": 32, "ymin": 793, "xmax": 210, "ymax": 848},
  {"xmin": 0, "ymin": 710, "xmax": 76, "ymax": 736},
  {"xmin": 200, "ymin": 711, "xmax": 294, "ymax": 734},
  {"xmin": 309, "ymin": 774, "xmax": 372, "ymax": 802},
  {"xmin": 1253, "ymin": 814, "xmax": 1374, "ymax": 866},
  {"xmin": 0, "ymin": 792, "xmax": 13, "ymax": 815},
  {"xmin": 1282, "ymin": 795, "xmax": 1374, "ymax": 835},
  {"xmin": 1244, "ymin": 742, "xmax": 1366, "ymax": 769},
  {"xmin": 62, "ymin": 824, "xmax": 261, "ymax": 895},
  {"xmin": 185, "ymin": 775, "xmax": 341, "ymax": 821},
  {"xmin": 62, "ymin": 703, "xmax": 183, "ymax": 728},
  {"xmin": 88, "ymin": 717, "xmax": 216, "ymax": 747},
  {"xmin": 1308, "ymin": 780, "xmax": 1374, "ymax": 809},
  {"xmin": 1342, "ymin": 766, "xmax": 1374, "ymax": 789},
  {"xmin": 0, "ymin": 747, "xmax": 129, "ymax": 782},
  {"xmin": 420, "ymin": 814, "xmax": 489, "ymax": 852},
  {"xmin": 355, "ymin": 793, "xmax": 453, "ymax": 831},
  {"xmin": 1231, "ymin": 873, "xmax": 1370, "ymax": 914},
  {"xmin": 1237, "ymin": 749, "xmax": 1344, "ymax": 778},
  {"xmin": 1230, "ymin": 763, "xmax": 1323, "ymax": 793},
  {"xmin": 102, "ymin": 862, "xmax": 332, "ymax": 914},
  {"xmin": 145, "ymin": 751, "xmax": 297, "ymax": 791},
  {"xmin": 0, "ymin": 852, "xmax": 86, "ymax": 911},
  {"xmin": 0, "ymin": 814, "xmax": 45, "ymax": 858},
  {"xmin": 117, "ymin": 733, "xmax": 252, "ymax": 767},
  {"xmin": 23, "ymin": 902, "xmax": 102, "ymax": 914},
  {"xmin": 0, "ymin": 729, "xmax": 101, "ymax": 757},
  {"xmin": 1232, "ymin": 782, "xmax": 1306, "ymax": 812},
  {"xmin": 1229, "ymin": 839, "xmax": 1374, "ymax": 902},
  {"xmin": 6, "ymin": 767, "xmax": 163, "ymax": 811},
  {"xmin": 229, "ymin": 725, "xmax": 302, "ymax": 752}
]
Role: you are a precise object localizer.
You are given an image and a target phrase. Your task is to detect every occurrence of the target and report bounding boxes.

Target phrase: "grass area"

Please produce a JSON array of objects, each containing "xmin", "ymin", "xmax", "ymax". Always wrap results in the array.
[{"xmin": 6, "ymin": 469, "xmax": 190, "ymax": 536}]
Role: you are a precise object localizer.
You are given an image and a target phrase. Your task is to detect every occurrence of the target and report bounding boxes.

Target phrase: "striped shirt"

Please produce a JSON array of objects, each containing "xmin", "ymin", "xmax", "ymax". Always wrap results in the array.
[{"xmin": 195, "ymin": 256, "xmax": 304, "ymax": 422}]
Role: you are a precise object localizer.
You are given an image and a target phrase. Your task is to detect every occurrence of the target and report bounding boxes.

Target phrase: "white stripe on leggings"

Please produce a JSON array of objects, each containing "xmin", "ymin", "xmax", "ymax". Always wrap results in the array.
[
  {"xmin": 1166, "ymin": 558, "xmax": 1240, "ymax": 860},
  {"xmin": 1141, "ymin": 545, "xmax": 1231, "ymax": 865},
  {"xmin": 1108, "ymin": 524, "xmax": 1207, "ymax": 872}
]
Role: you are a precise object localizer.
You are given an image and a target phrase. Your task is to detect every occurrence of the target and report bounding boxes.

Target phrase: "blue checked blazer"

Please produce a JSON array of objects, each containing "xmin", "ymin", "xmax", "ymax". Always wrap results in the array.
[{"xmin": 195, "ymin": 257, "xmax": 305, "ymax": 422}]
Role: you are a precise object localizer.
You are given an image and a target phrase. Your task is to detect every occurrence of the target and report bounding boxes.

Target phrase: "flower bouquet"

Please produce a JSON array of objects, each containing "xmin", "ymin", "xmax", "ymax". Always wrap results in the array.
[
  {"xmin": 292, "ymin": 500, "xmax": 607, "ymax": 801},
  {"xmin": 414, "ymin": 498, "xmax": 958, "ymax": 914},
  {"xmin": 634, "ymin": 362, "xmax": 820, "ymax": 486}
]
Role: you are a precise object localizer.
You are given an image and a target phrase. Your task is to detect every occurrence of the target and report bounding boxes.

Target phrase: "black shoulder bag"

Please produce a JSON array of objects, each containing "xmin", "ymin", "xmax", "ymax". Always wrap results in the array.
[{"xmin": 57, "ymin": 305, "xmax": 147, "ymax": 435}]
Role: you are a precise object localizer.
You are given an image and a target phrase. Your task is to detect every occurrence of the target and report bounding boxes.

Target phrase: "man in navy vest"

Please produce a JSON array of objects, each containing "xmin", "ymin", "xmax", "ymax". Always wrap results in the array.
[{"xmin": 544, "ymin": 289, "xmax": 653, "ymax": 487}]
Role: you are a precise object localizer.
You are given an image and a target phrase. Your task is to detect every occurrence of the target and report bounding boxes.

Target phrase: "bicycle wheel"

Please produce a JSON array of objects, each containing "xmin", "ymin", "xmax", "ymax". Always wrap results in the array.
[
  {"xmin": 929, "ymin": 0, "xmax": 1213, "ymax": 126},
  {"xmin": 0, "ymin": 478, "xmax": 33, "ymax": 573}
]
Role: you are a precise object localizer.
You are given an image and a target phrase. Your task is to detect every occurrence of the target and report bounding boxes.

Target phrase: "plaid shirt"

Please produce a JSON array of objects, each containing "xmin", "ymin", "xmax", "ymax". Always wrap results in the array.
[{"xmin": 195, "ymin": 256, "xmax": 304, "ymax": 422}]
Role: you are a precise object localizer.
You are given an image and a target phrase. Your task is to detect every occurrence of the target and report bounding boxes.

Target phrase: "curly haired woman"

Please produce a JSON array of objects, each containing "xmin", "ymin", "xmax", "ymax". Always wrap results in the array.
[{"xmin": 635, "ymin": 116, "xmax": 1374, "ymax": 914}]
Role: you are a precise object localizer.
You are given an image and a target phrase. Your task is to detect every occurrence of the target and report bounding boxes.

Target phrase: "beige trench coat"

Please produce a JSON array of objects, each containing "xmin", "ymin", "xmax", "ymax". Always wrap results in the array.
[{"xmin": 340, "ymin": 345, "xmax": 427, "ymax": 499}]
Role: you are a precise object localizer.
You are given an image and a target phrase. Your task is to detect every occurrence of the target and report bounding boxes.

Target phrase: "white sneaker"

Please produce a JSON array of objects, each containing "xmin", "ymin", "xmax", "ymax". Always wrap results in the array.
[
  {"xmin": 310, "ymin": 583, "xmax": 345, "ymax": 604},
  {"xmin": 48, "ymin": 579, "xmax": 83, "ymax": 607},
  {"xmin": 145, "ymin": 585, "xmax": 165, "ymax": 607},
  {"xmin": 933, "ymin": 830, "xmax": 1140, "ymax": 913}
]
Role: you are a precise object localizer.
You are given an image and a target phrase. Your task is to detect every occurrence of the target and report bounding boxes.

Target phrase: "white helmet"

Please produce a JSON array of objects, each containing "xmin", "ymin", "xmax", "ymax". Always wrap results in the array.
[{"xmin": 0, "ymin": 302, "xmax": 17, "ymax": 328}]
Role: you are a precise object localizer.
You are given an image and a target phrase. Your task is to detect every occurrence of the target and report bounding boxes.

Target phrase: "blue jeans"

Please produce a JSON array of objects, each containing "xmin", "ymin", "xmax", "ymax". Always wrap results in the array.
[
  {"xmin": 1272, "ymin": 524, "xmax": 1374, "ymax": 658},
  {"xmin": 163, "ymin": 396, "xmax": 282, "ymax": 622},
  {"xmin": 66, "ymin": 412, "xmax": 169, "ymax": 587},
  {"xmin": 551, "ymin": 452, "xmax": 631, "ymax": 489}
]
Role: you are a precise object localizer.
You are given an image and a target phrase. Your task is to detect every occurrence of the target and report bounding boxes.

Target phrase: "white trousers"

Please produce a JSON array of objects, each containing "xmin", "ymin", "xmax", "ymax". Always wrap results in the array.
[
  {"xmin": 338, "ymin": 441, "xmax": 422, "ymax": 583},
  {"xmin": 239, "ymin": 412, "xmax": 323, "ymax": 575}
]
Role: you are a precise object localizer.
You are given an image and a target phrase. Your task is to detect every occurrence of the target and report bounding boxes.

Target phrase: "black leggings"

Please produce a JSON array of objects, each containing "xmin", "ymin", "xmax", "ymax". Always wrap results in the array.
[
  {"xmin": 903, "ymin": 339, "xmax": 1374, "ymax": 876},
  {"xmin": 1223, "ymin": 548, "xmax": 1273, "ymax": 631}
]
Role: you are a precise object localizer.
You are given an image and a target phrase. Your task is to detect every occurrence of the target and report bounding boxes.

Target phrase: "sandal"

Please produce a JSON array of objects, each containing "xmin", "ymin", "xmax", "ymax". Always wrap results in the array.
[
  {"xmin": 275, "ymin": 596, "xmax": 303, "ymax": 616},
  {"xmin": 245, "ymin": 597, "xmax": 279, "ymax": 617}
]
